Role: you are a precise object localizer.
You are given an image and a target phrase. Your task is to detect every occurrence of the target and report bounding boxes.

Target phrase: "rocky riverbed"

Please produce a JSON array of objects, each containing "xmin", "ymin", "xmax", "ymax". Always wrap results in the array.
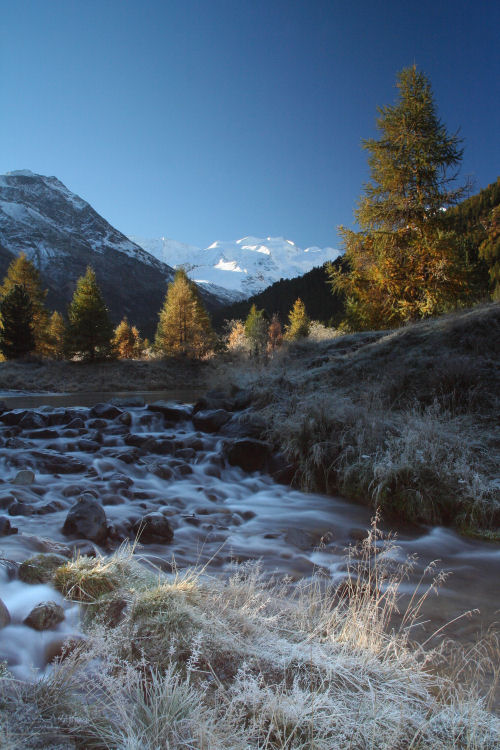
[{"xmin": 0, "ymin": 389, "xmax": 499, "ymax": 688}]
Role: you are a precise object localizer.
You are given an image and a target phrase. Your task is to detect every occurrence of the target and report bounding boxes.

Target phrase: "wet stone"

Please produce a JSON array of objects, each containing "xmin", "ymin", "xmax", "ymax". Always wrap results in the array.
[
  {"xmin": 36, "ymin": 500, "xmax": 65, "ymax": 514},
  {"xmin": 19, "ymin": 411, "xmax": 47, "ymax": 430},
  {"xmin": 11, "ymin": 450, "xmax": 86, "ymax": 475},
  {"xmin": 0, "ymin": 598, "xmax": 11, "ymax": 628},
  {"xmin": 147, "ymin": 401, "xmax": 192, "ymax": 422},
  {"xmin": 0, "ymin": 410, "xmax": 28, "ymax": 426},
  {"xmin": 77, "ymin": 439, "xmax": 101, "ymax": 452},
  {"xmin": 5, "ymin": 437, "xmax": 27, "ymax": 449},
  {"xmin": 23, "ymin": 601, "xmax": 65, "ymax": 631},
  {"xmin": 11, "ymin": 469, "xmax": 35, "ymax": 486},
  {"xmin": 25, "ymin": 428, "xmax": 59, "ymax": 439},
  {"xmin": 192, "ymin": 409, "xmax": 232, "ymax": 433},
  {"xmin": 62, "ymin": 495, "xmax": 108, "ymax": 543},
  {"xmin": 0, "ymin": 516, "xmax": 17, "ymax": 535},
  {"xmin": 90, "ymin": 403, "xmax": 123, "ymax": 420},
  {"xmin": 225, "ymin": 438, "xmax": 272, "ymax": 473},
  {"xmin": 151, "ymin": 439, "xmax": 175, "ymax": 455},
  {"xmin": 134, "ymin": 512, "xmax": 174, "ymax": 543},
  {"xmin": 8, "ymin": 501, "xmax": 35, "ymax": 516}
]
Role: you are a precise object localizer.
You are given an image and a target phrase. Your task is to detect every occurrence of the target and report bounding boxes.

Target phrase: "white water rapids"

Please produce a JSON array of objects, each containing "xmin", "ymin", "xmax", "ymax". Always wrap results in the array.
[{"xmin": 0, "ymin": 392, "xmax": 498, "ymax": 685}]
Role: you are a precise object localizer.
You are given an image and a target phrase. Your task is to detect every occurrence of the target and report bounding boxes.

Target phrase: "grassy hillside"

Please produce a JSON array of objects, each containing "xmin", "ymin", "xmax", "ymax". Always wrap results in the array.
[{"xmin": 214, "ymin": 302, "xmax": 500, "ymax": 533}]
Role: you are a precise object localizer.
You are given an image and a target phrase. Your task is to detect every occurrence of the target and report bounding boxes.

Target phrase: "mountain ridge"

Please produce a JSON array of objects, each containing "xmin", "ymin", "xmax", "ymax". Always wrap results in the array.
[
  {"xmin": 129, "ymin": 234, "xmax": 341, "ymax": 300},
  {"xmin": 0, "ymin": 171, "xmax": 219, "ymax": 337}
]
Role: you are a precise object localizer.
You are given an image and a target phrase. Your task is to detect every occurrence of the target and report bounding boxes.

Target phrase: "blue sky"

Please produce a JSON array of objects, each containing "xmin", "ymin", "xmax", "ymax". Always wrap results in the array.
[{"xmin": 1, "ymin": 0, "xmax": 499, "ymax": 250}]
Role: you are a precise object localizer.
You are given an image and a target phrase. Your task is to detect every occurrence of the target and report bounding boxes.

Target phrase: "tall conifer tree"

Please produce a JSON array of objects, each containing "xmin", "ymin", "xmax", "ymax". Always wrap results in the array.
[
  {"xmin": 284, "ymin": 298, "xmax": 310, "ymax": 340},
  {"xmin": 155, "ymin": 269, "xmax": 215, "ymax": 358},
  {"xmin": 329, "ymin": 66, "xmax": 471, "ymax": 329},
  {"xmin": 46, "ymin": 311, "xmax": 67, "ymax": 359},
  {"xmin": 244, "ymin": 304, "xmax": 268, "ymax": 357},
  {"xmin": 0, "ymin": 284, "xmax": 35, "ymax": 359},
  {"xmin": 0, "ymin": 253, "xmax": 49, "ymax": 353},
  {"xmin": 66, "ymin": 267, "xmax": 113, "ymax": 361}
]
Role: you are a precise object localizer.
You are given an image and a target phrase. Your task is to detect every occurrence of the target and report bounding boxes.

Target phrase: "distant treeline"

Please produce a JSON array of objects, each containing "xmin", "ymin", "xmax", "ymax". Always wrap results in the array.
[{"xmin": 212, "ymin": 257, "xmax": 346, "ymax": 330}]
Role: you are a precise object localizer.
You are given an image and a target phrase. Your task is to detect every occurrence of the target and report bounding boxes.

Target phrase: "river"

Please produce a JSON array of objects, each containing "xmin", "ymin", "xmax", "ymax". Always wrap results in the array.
[{"xmin": 0, "ymin": 391, "xmax": 498, "ymax": 697}]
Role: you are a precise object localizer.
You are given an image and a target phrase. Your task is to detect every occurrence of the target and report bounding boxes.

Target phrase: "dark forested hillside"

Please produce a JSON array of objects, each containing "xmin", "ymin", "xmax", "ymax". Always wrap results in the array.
[
  {"xmin": 446, "ymin": 177, "xmax": 500, "ymax": 294},
  {"xmin": 212, "ymin": 258, "xmax": 345, "ymax": 329}
]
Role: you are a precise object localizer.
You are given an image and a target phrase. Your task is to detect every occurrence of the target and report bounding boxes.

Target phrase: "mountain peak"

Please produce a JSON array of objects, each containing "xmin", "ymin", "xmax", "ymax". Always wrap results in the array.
[{"xmin": 130, "ymin": 234, "xmax": 341, "ymax": 299}]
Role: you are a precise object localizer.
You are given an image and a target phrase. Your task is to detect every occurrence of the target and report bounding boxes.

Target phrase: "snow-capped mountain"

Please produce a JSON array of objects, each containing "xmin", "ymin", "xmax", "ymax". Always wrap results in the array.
[
  {"xmin": 129, "ymin": 235, "xmax": 341, "ymax": 300},
  {"xmin": 0, "ymin": 171, "xmax": 219, "ymax": 335}
]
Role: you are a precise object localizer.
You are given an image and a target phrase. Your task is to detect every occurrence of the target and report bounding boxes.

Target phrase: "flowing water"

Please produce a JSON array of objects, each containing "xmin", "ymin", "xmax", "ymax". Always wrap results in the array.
[{"xmin": 0, "ymin": 392, "xmax": 498, "ymax": 690}]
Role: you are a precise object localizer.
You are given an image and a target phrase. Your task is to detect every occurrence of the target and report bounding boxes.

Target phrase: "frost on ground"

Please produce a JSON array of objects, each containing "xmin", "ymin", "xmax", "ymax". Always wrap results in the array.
[
  {"xmin": 1, "ymin": 531, "xmax": 499, "ymax": 749},
  {"xmin": 215, "ymin": 303, "xmax": 500, "ymax": 532}
]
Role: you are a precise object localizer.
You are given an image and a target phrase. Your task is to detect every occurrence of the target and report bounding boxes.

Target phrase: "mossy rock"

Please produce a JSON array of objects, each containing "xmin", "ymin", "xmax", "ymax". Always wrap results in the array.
[{"xmin": 18, "ymin": 553, "xmax": 68, "ymax": 584}]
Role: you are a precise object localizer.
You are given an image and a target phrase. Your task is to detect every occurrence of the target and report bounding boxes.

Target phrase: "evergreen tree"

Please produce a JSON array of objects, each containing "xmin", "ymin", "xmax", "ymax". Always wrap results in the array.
[
  {"xmin": 0, "ymin": 253, "xmax": 50, "ymax": 353},
  {"xmin": 244, "ymin": 304, "xmax": 268, "ymax": 357},
  {"xmin": 479, "ymin": 205, "xmax": 500, "ymax": 299},
  {"xmin": 0, "ymin": 284, "xmax": 35, "ymax": 359},
  {"xmin": 46, "ymin": 311, "xmax": 67, "ymax": 359},
  {"xmin": 284, "ymin": 298, "xmax": 310, "ymax": 340},
  {"xmin": 112, "ymin": 317, "xmax": 136, "ymax": 359},
  {"xmin": 329, "ymin": 66, "xmax": 471, "ymax": 330},
  {"xmin": 155, "ymin": 269, "xmax": 215, "ymax": 358},
  {"xmin": 66, "ymin": 267, "xmax": 113, "ymax": 361}
]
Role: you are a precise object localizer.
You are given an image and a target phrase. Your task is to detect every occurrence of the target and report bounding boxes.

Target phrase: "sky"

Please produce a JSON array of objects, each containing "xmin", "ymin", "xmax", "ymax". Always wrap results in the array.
[{"xmin": 1, "ymin": 0, "xmax": 499, "ymax": 250}]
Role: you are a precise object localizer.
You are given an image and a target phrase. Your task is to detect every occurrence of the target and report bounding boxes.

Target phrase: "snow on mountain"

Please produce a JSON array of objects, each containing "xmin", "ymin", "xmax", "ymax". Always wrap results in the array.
[
  {"xmin": 129, "ymin": 234, "xmax": 341, "ymax": 299},
  {"xmin": 0, "ymin": 171, "xmax": 219, "ymax": 336}
]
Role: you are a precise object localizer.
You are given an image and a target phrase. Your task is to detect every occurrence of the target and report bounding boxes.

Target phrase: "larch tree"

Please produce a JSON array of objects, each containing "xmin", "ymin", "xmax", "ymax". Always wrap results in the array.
[
  {"xmin": 66, "ymin": 267, "xmax": 113, "ymax": 361},
  {"xmin": 112, "ymin": 317, "xmax": 136, "ymax": 359},
  {"xmin": 46, "ymin": 311, "xmax": 67, "ymax": 359},
  {"xmin": 244, "ymin": 304, "xmax": 268, "ymax": 357},
  {"xmin": 284, "ymin": 298, "xmax": 310, "ymax": 340},
  {"xmin": 155, "ymin": 269, "xmax": 215, "ymax": 358},
  {"xmin": 0, "ymin": 284, "xmax": 35, "ymax": 359},
  {"xmin": 0, "ymin": 253, "xmax": 50, "ymax": 354},
  {"xmin": 328, "ymin": 66, "xmax": 471, "ymax": 330},
  {"xmin": 131, "ymin": 325, "xmax": 145, "ymax": 358},
  {"xmin": 267, "ymin": 313, "xmax": 283, "ymax": 354}
]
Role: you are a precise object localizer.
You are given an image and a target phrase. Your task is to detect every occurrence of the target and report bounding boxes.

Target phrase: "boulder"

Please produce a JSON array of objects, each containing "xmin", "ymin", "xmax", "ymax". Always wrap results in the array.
[
  {"xmin": 192, "ymin": 409, "xmax": 232, "ymax": 433},
  {"xmin": 90, "ymin": 403, "xmax": 123, "ymax": 420},
  {"xmin": 23, "ymin": 601, "xmax": 65, "ymax": 631},
  {"xmin": 62, "ymin": 495, "xmax": 108, "ymax": 543},
  {"xmin": 0, "ymin": 516, "xmax": 17, "ymax": 535},
  {"xmin": 0, "ymin": 410, "xmax": 28, "ymax": 426},
  {"xmin": 0, "ymin": 598, "xmax": 11, "ymax": 628},
  {"xmin": 19, "ymin": 553, "xmax": 67, "ymax": 584},
  {"xmin": 133, "ymin": 512, "xmax": 174, "ymax": 543},
  {"xmin": 8, "ymin": 501, "xmax": 35, "ymax": 516},
  {"xmin": 225, "ymin": 438, "xmax": 272, "ymax": 473},
  {"xmin": 11, "ymin": 451, "xmax": 86, "ymax": 475},
  {"xmin": 18, "ymin": 411, "xmax": 47, "ymax": 430},
  {"xmin": 12, "ymin": 469, "xmax": 35, "ymax": 486},
  {"xmin": 148, "ymin": 401, "xmax": 192, "ymax": 422},
  {"xmin": 118, "ymin": 411, "xmax": 132, "ymax": 427}
]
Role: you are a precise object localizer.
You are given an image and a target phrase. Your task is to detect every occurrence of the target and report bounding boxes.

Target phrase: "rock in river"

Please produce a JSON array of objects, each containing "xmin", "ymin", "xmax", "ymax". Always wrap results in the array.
[
  {"xmin": 62, "ymin": 495, "xmax": 108, "ymax": 543},
  {"xmin": 133, "ymin": 512, "xmax": 174, "ymax": 544},
  {"xmin": 23, "ymin": 601, "xmax": 65, "ymax": 631},
  {"xmin": 0, "ymin": 598, "xmax": 11, "ymax": 628},
  {"xmin": 225, "ymin": 438, "xmax": 271, "ymax": 472}
]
